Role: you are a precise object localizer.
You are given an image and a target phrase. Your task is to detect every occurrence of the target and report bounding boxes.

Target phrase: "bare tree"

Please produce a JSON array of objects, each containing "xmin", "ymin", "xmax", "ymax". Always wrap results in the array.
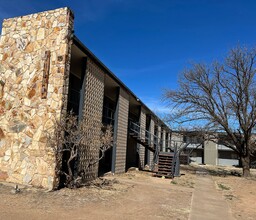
[
  {"xmin": 164, "ymin": 46, "xmax": 256, "ymax": 177},
  {"xmin": 48, "ymin": 112, "xmax": 114, "ymax": 188}
]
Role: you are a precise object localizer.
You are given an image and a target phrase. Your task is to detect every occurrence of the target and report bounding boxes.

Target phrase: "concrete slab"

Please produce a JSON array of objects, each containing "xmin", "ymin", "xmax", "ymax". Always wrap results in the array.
[{"xmin": 189, "ymin": 173, "xmax": 234, "ymax": 220}]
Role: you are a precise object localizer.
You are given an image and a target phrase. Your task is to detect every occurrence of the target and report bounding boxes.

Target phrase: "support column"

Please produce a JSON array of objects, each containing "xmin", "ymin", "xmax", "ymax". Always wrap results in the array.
[
  {"xmin": 139, "ymin": 107, "xmax": 146, "ymax": 169},
  {"xmin": 78, "ymin": 57, "xmax": 87, "ymax": 121},
  {"xmin": 204, "ymin": 140, "xmax": 218, "ymax": 165},
  {"xmin": 157, "ymin": 125, "xmax": 162, "ymax": 151},
  {"xmin": 162, "ymin": 129, "xmax": 166, "ymax": 152},
  {"xmin": 167, "ymin": 132, "xmax": 171, "ymax": 152},
  {"xmin": 80, "ymin": 58, "xmax": 105, "ymax": 181},
  {"xmin": 0, "ymin": 8, "xmax": 74, "ymax": 189},
  {"xmin": 112, "ymin": 88, "xmax": 129, "ymax": 174},
  {"xmin": 148, "ymin": 118, "xmax": 155, "ymax": 167}
]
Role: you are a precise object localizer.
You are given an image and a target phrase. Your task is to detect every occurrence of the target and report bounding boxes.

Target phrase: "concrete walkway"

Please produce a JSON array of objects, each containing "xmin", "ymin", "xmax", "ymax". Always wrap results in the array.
[{"xmin": 189, "ymin": 171, "xmax": 234, "ymax": 220}]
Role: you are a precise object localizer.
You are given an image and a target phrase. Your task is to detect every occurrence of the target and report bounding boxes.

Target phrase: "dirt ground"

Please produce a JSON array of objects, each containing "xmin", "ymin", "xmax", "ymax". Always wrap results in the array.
[
  {"xmin": 0, "ymin": 165, "xmax": 256, "ymax": 220},
  {"xmin": 204, "ymin": 165, "xmax": 256, "ymax": 220},
  {"xmin": 0, "ymin": 169, "xmax": 194, "ymax": 220}
]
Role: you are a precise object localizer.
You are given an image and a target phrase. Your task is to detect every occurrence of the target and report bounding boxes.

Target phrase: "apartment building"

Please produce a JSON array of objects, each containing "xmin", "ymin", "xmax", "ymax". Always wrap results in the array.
[
  {"xmin": 171, "ymin": 132, "xmax": 239, "ymax": 166},
  {"xmin": 0, "ymin": 7, "xmax": 171, "ymax": 189}
]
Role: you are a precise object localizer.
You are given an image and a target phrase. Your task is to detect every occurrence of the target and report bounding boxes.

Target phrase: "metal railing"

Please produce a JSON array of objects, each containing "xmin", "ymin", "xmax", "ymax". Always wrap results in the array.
[
  {"xmin": 129, "ymin": 121, "xmax": 163, "ymax": 169},
  {"xmin": 102, "ymin": 105, "xmax": 115, "ymax": 126},
  {"xmin": 129, "ymin": 121, "xmax": 162, "ymax": 147}
]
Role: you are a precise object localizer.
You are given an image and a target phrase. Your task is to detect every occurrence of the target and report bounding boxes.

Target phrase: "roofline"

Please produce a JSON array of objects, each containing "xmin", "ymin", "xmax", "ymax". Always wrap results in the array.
[{"xmin": 73, "ymin": 35, "xmax": 171, "ymax": 131}]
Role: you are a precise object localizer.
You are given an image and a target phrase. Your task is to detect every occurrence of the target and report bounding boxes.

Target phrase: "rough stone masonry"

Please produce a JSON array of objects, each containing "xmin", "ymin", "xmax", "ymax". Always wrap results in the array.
[{"xmin": 0, "ymin": 7, "xmax": 74, "ymax": 189}]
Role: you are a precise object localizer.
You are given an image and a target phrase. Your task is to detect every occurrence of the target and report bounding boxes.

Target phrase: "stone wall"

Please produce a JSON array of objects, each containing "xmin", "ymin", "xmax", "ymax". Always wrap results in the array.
[{"xmin": 0, "ymin": 8, "xmax": 74, "ymax": 189}]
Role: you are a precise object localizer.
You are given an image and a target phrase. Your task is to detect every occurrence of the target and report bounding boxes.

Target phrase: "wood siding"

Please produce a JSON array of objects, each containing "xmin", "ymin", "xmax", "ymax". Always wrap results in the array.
[
  {"xmin": 139, "ymin": 108, "xmax": 146, "ymax": 168},
  {"xmin": 79, "ymin": 58, "xmax": 105, "ymax": 181},
  {"xmin": 114, "ymin": 89, "xmax": 129, "ymax": 173},
  {"xmin": 149, "ymin": 119, "xmax": 155, "ymax": 166}
]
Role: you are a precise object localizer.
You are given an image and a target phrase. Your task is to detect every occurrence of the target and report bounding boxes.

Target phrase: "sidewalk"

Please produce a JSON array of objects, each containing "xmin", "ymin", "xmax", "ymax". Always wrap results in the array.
[{"xmin": 189, "ymin": 171, "xmax": 234, "ymax": 220}]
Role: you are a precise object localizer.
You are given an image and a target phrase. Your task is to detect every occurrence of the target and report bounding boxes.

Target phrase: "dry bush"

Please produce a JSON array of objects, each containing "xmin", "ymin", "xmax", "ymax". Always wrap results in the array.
[{"xmin": 48, "ymin": 112, "xmax": 114, "ymax": 189}]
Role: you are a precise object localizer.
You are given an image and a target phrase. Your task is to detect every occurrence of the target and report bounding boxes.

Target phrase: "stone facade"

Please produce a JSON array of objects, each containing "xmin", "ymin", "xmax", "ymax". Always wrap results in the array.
[{"xmin": 0, "ymin": 8, "xmax": 73, "ymax": 189}]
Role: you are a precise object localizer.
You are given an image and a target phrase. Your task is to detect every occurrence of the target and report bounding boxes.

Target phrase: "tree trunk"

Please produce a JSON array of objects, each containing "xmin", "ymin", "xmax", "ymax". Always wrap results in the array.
[{"xmin": 241, "ymin": 154, "xmax": 251, "ymax": 177}]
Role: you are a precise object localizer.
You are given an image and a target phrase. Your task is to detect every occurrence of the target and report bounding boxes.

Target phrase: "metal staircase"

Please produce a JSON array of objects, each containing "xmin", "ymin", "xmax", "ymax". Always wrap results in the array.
[
  {"xmin": 129, "ymin": 121, "xmax": 161, "ymax": 168},
  {"xmin": 129, "ymin": 121, "xmax": 157, "ymax": 152},
  {"xmin": 128, "ymin": 121, "xmax": 189, "ymax": 178}
]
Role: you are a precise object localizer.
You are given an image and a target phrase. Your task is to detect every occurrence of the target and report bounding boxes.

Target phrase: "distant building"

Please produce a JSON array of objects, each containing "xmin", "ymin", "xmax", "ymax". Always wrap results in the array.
[
  {"xmin": 171, "ymin": 132, "xmax": 239, "ymax": 166},
  {"xmin": 0, "ymin": 8, "xmax": 172, "ymax": 189}
]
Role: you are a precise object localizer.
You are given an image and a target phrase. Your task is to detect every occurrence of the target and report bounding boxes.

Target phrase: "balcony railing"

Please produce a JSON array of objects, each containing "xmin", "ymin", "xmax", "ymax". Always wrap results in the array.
[{"xmin": 102, "ymin": 105, "xmax": 115, "ymax": 126}]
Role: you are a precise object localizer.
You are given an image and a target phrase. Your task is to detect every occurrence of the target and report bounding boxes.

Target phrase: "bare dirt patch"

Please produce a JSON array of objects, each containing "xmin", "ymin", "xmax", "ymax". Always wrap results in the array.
[
  {"xmin": 213, "ymin": 170, "xmax": 256, "ymax": 220},
  {"xmin": 2, "ymin": 165, "xmax": 255, "ymax": 219},
  {"xmin": 0, "ymin": 170, "xmax": 194, "ymax": 220},
  {"xmin": 191, "ymin": 164, "xmax": 256, "ymax": 220}
]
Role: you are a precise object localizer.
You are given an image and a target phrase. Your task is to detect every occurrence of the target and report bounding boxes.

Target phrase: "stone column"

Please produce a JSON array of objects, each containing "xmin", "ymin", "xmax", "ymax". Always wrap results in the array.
[
  {"xmin": 0, "ymin": 7, "xmax": 74, "ymax": 189},
  {"xmin": 139, "ymin": 107, "xmax": 146, "ymax": 169},
  {"xmin": 112, "ymin": 88, "xmax": 129, "ymax": 174},
  {"xmin": 204, "ymin": 140, "xmax": 218, "ymax": 165}
]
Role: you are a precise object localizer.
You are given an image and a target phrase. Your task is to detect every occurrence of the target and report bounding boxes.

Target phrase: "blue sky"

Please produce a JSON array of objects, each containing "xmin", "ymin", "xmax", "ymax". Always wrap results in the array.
[{"xmin": 1, "ymin": 0, "xmax": 256, "ymax": 116}]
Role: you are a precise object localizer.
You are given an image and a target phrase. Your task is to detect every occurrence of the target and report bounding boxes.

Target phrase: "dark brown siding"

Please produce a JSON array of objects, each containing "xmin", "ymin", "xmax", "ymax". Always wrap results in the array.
[
  {"xmin": 139, "ymin": 108, "xmax": 146, "ymax": 168},
  {"xmin": 149, "ymin": 119, "xmax": 155, "ymax": 166},
  {"xmin": 114, "ymin": 88, "xmax": 129, "ymax": 173},
  {"xmin": 79, "ymin": 58, "xmax": 105, "ymax": 180}
]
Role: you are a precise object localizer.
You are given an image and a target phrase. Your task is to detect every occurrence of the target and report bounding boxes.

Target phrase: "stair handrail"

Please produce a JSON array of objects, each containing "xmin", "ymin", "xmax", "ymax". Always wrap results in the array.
[{"xmin": 129, "ymin": 121, "xmax": 164, "ymax": 170}]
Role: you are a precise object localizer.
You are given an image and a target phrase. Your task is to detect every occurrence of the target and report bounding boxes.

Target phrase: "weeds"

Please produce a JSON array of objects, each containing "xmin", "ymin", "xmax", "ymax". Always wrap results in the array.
[
  {"xmin": 171, "ymin": 180, "xmax": 177, "ymax": 185},
  {"xmin": 218, "ymin": 183, "xmax": 230, "ymax": 190}
]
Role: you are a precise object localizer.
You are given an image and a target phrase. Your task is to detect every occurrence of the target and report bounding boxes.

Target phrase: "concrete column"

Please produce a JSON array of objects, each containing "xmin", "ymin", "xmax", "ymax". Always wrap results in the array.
[
  {"xmin": 162, "ymin": 129, "xmax": 166, "ymax": 152},
  {"xmin": 139, "ymin": 107, "xmax": 146, "ymax": 169},
  {"xmin": 204, "ymin": 140, "xmax": 218, "ymax": 165},
  {"xmin": 112, "ymin": 88, "xmax": 129, "ymax": 173}
]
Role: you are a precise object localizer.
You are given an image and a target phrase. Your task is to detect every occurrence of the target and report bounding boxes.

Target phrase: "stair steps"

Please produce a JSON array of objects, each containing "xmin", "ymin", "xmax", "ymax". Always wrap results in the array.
[{"xmin": 154, "ymin": 153, "xmax": 174, "ymax": 178}]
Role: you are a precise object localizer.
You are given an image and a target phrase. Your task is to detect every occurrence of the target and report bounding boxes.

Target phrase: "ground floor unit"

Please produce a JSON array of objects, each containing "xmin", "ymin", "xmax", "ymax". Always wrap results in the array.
[{"xmin": 188, "ymin": 144, "xmax": 239, "ymax": 166}]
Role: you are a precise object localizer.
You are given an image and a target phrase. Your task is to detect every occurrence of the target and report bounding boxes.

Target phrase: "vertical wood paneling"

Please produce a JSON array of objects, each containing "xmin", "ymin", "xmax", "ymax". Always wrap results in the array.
[
  {"xmin": 149, "ymin": 119, "xmax": 155, "ymax": 167},
  {"xmin": 139, "ymin": 108, "xmax": 146, "ymax": 168},
  {"xmin": 79, "ymin": 58, "xmax": 105, "ymax": 181},
  {"xmin": 114, "ymin": 88, "xmax": 129, "ymax": 173}
]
